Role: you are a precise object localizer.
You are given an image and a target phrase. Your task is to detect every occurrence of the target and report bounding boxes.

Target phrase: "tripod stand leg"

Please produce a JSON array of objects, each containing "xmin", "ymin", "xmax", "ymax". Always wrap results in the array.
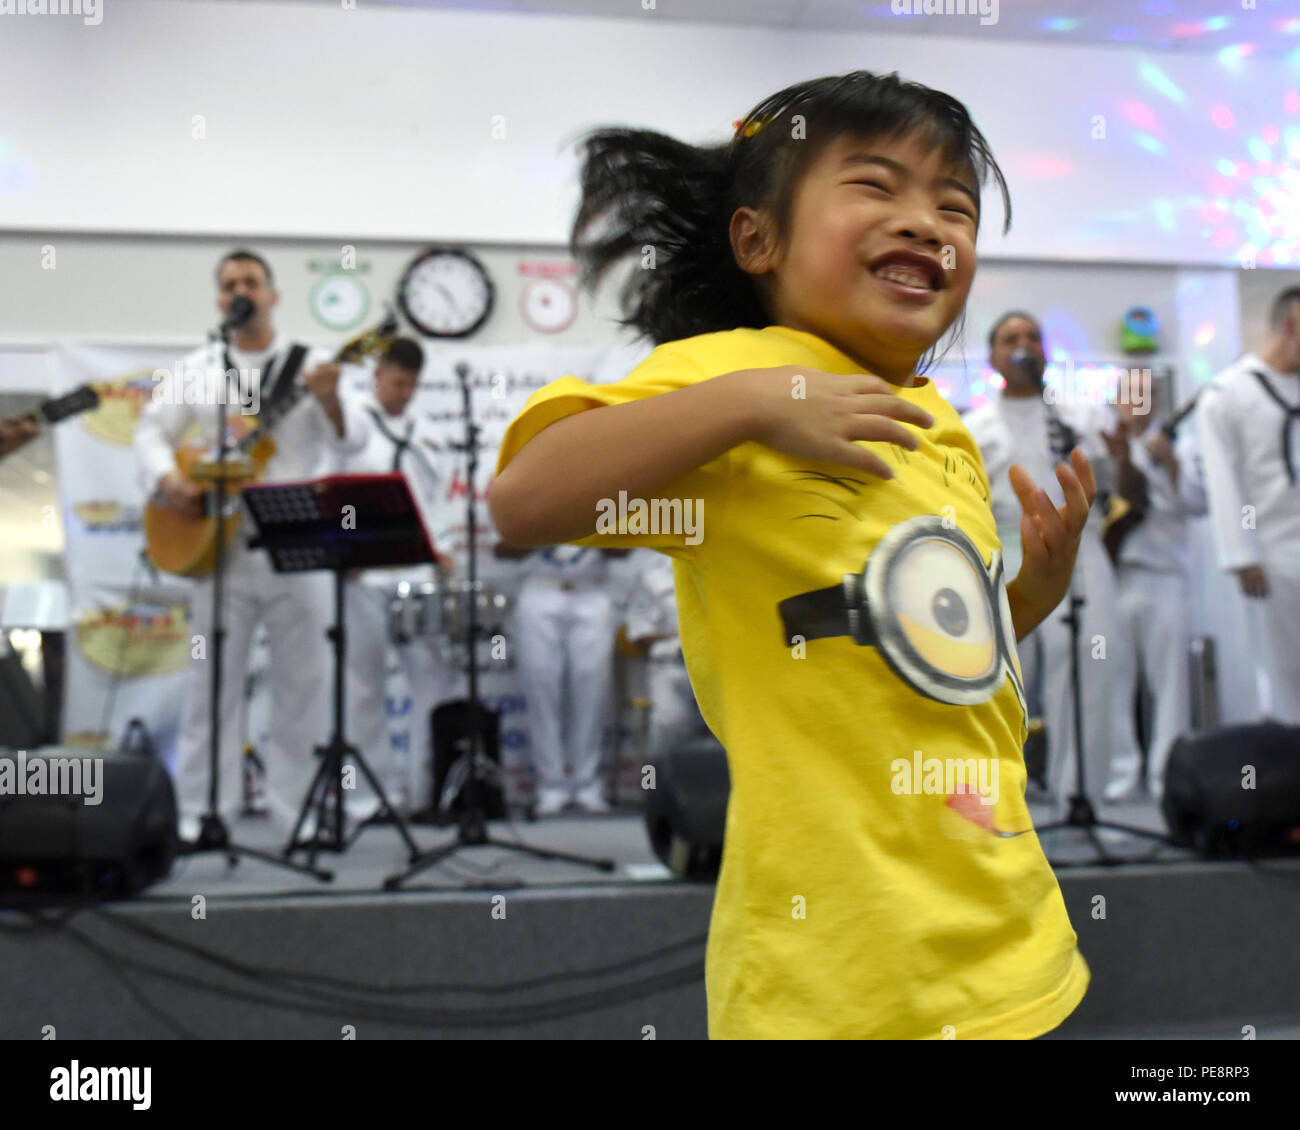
[
  {"xmin": 479, "ymin": 834, "xmax": 616, "ymax": 871},
  {"xmin": 346, "ymin": 742, "xmax": 422, "ymax": 860},
  {"xmin": 284, "ymin": 747, "xmax": 333, "ymax": 860}
]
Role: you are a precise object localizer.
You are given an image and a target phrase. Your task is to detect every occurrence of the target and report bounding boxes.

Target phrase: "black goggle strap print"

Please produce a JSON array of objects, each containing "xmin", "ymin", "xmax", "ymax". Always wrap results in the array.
[{"xmin": 779, "ymin": 514, "xmax": 1028, "ymax": 714}]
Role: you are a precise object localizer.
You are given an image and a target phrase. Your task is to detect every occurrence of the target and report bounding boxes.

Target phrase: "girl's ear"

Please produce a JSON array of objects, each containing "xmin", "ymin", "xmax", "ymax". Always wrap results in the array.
[{"xmin": 729, "ymin": 206, "xmax": 780, "ymax": 277}]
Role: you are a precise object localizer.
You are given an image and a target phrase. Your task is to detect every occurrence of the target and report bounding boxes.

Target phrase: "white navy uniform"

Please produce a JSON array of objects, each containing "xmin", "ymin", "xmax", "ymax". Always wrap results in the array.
[
  {"xmin": 964, "ymin": 390, "xmax": 1142, "ymax": 810},
  {"xmin": 135, "ymin": 333, "xmax": 372, "ymax": 827},
  {"xmin": 338, "ymin": 392, "xmax": 466, "ymax": 813},
  {"xmin": 1108, "ymin": 418, "xmax": 1207, "ymax": 799},
  {"xmin": 623, "ymin": 550, "xmax": 708, "ymax": 757},
  {"xmin": 514, "ymin": 545, "xmax": 616, "ymax": 806},
  {"xmin": 1198, "ymin": 353, "xmax": 1300, "ymax": 723}
]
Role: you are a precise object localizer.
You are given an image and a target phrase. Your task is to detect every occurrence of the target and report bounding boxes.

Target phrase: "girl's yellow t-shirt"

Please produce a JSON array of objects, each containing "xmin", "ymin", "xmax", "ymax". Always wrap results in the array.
[{"xmin": 494, "ymin": 325, "xmax": 1090, "ymax": 1039}]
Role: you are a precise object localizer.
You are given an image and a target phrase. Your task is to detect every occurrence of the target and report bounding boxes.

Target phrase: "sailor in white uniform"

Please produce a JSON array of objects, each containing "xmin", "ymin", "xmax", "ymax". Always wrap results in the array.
[
  {"xmin": 622, "ymin": 550, "xmax": 709, "ymax": 757},
  {"xmin": 1103, "ymin": 369, "xmax": 1207, "ymax": 801},
  {"xmin": 963, "ymin": 311, "xmax": 1141, "ymax": 812},
  {"xmin": 337, "ymin": 337, "xmax": 465, "ymax": 814},
  {"xmin": 135, "ymin": 250, "xmax": 371, "ymax": 834},
  {"xmin": 1198, "ymin": 287, "xmax": 1300, "ymax": 725},
  {"xmin": 502, "ymin": 543, "xmax": 621, "ymax": 815}
]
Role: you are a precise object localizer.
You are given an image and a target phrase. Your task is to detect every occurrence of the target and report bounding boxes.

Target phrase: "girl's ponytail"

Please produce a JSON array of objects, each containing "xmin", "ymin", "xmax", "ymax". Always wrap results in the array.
[{"xmin": 570, "ymin": 128, "xmax": 766, "ymax": 345}]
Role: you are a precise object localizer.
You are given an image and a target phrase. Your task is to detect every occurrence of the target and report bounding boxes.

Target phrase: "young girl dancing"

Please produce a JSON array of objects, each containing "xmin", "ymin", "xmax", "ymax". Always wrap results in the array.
[{"xmin": 490, "ymin": 70, "xmax": 1094, "ymax": 1039}]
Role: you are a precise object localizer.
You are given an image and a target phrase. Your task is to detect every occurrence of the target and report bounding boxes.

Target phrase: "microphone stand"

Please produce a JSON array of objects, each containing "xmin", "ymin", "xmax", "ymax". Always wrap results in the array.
[
  {"xmin": 385, "ymin": 361, "xmax": 614, "ymax": 889},
  {"xmin": 1030, "ymin": 380, "xmax": 1171, "ymax": 866},
  {"xmin": 177, "ymin": 313, "xmax": 331, "ymax": 881}
]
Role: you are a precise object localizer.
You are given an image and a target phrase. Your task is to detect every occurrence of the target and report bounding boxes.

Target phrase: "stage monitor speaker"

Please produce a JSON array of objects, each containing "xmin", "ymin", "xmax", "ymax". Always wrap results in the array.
[
  {"xmin": 427, "ymin": 699, "xmax": 507, "ymax": 823},
  {"xmin": 644, "ymin": 736, "xmax": 729, "ymax": 880},
  {"xmin": 1162, "ymin": 721, "xmax": 1300, "ymax": 858},
  {"xmin": 0, "ymin": 746, "xmax": 177, "ymax": 903}
]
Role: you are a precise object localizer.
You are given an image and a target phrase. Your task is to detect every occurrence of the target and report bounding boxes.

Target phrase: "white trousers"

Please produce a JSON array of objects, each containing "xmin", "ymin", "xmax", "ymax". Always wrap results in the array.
[
  {"xmin": 1113, "ymin": 564, "xmax": 1193, "ymax": 798},
  {"xmin": 1251, "ymin": 556, "xmax": 1300, "ymax": 725},
  {"xmin": 513, "ymin": 577, "xmax": 615, "ymax": 795},
  {"xmin": 176, "ymin": 545, "xmax": 331, "ymax": 824},
  {"xmin": 1008, "ymin": 532, "xmax": 1143, "ymax": 810},
  {"xmin": 343, "ymin": 582, "xmax": 466, "ymax": 811}
]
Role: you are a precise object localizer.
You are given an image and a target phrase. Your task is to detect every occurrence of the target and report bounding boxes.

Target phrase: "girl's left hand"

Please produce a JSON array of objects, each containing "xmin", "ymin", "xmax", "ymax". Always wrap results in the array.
[{"xmin": 1006, "ymin": 448, "xmax": 1096, "ymax": 635}]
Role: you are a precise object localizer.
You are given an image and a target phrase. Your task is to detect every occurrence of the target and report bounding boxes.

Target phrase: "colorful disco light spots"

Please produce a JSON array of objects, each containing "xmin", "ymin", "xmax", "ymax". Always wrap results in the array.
[
  {"xmin": 1218, "ymin": 44, "xmax": 1255, "ymax": 68},
  {"xmin": 1286, "ymin": 92, "xmax": 1300, "ymax": 114},
  {"xmin": 1041, "ymin": 18, "xmax": 1079, "ymax": 33},
  {"xmin": 1122, "ymin": 100, "xmax": 1159, "ymax": 131},
  {"xmin": 1018, "ymin": 154, "xmax": 1074, "ymax": 178},
  {"xmin": 1139, "ymin": 62, "xmax": 1185, "ymax": 104},
  {"xmin": 1134, "ymin": 133, "xmax": 1166, "ymax": 155},
  {"xmin": 1211, "ymin": 105, "xmax": 1235, "ymax": 129},
  {"xmin": 1194, "ymin": 322, "xmax": 1216, "ymax": 347}
]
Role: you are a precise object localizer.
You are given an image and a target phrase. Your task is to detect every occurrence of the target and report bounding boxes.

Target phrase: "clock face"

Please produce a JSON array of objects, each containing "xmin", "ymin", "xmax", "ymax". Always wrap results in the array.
[
  {"xmin": 398, "ymin": 248, "xmax": 494, "ymax": 338},
  {"xmin": 309, "ymin": 273, "xmax": 370, "ymax": 332},
  {"xmin": 520, "ymin": 278, "xmax": 577, "ymax": 334}
]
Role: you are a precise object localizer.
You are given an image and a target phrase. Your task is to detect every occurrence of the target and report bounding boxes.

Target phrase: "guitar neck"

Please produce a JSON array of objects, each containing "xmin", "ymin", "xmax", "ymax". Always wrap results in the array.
[{"xmin": 230, "ymin": 314, "xmax": 396, "ymax": 452}]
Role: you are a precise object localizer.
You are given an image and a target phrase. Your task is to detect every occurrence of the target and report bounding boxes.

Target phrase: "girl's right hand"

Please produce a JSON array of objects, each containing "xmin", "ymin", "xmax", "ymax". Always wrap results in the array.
[{"xmin": 734, "ymin": 366, "xmax": 936, "ymax": 480}]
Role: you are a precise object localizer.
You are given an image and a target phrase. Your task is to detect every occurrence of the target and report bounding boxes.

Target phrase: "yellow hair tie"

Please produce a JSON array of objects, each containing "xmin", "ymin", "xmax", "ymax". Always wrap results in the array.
[{"xmin": 732, "ymin": 115, "xmax": 772, "ymax": 140}]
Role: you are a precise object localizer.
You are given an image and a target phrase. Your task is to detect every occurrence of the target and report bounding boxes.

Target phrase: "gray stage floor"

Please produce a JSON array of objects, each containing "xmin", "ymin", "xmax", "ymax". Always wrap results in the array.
[
  {"xmin": 151, "ymin": 794, "xmax": 1190, "ymax": 900},
  {"xmin": 10, "ymin": 793, "xmax": 1300, "ymax": 1040}
]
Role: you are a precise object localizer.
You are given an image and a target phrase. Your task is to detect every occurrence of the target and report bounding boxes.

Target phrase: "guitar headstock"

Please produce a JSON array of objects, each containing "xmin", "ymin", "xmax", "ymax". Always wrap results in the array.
[
  {"xmin": 40, "ymin": 384, "xmax": 100, "ymax": 425},
  {"xmin": 335, "ymin": 307, "xmax": 401, "ymax": 366}
]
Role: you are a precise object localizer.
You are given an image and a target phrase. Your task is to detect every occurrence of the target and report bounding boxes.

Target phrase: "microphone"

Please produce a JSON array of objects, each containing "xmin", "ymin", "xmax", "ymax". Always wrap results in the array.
[
  {"xmin": 1011, "ymin": 350, "xmax": 1074, "ymax": 460},
  {"xmin": 1009, "ymin": 348, "xmax": 1044, "ymax": 384},
  {"xmin": 220, "ymin": 295, "xmax": 256, "ymax": 334}
]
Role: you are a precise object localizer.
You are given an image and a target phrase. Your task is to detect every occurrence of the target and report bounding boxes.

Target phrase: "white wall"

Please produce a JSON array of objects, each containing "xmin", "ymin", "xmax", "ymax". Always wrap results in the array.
[
  {"xmin": 1, "ymin": 0, "xmax": 1296, "ymax": 267},
  {"xmin": 0, "ymin": 230, "xmax": 1192, "ymax": 391}
]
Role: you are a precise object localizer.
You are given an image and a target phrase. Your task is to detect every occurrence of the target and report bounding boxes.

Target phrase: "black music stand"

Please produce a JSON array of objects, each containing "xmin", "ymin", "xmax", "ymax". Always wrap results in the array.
[{"xmin": 242, "ymin": 473, "xmax": 427, "ymax": 869}]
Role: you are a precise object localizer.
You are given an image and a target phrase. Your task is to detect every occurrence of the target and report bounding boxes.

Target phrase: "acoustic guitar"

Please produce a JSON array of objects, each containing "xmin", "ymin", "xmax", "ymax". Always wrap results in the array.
[
  {"xmin": 1102, "ymin": 391, "xmax": 1202, "ymax": 564},
  {"xmin": 143, "ymin": 313, "xmax": 398, "ymax": 577}
]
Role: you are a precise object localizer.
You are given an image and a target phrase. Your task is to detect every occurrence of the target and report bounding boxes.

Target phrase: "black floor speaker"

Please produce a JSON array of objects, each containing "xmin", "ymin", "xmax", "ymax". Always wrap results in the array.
[
  {"xmin": 644, "ymin": 736, "xmax": 729, "ymax": 880},
  {"xmin": 427, "ymin": 698, "xmax": 507, "ymax": 822},
  {"xmin": 0, "ymin": 746, "xmax": 177, "ymax": 902},
  {"xmin": 1163, "ymin": 721, "xmax": 1300, "ymax": 858}
]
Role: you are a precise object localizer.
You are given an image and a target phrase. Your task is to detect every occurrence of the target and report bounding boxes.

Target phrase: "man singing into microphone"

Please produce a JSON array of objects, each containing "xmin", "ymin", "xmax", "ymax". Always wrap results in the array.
[
  {"xmin": 964, "ymin": 311, "xmax": 1141, "ymax": 812},
  {"xmin": 135, "ymin": 249, "xmax": 372, "ymax": 838}
]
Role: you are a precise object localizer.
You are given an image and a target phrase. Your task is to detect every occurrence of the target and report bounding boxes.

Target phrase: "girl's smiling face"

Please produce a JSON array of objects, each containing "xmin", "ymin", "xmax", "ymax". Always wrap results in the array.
[{"xmin": 732, "ymin": 131, "xmax": 979, "ymax": 384}]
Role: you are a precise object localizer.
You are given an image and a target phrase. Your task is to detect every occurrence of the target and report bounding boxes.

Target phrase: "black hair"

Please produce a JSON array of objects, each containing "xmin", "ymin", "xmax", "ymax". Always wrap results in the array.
[
  {"xmin": 987, "ymin": 310, "xmax": 1041, "ymax": 354},
  {"xmin": 1270, "ymin": 287, "xmax": 1300, "ymax": 332},
  {"xmin": 216, "ymin": 249, "xmax": 274, "ymax": 288},
  {"xmin": 570, "ymin": 70, "xmax": 1011, "ymax": 373},
  {"xmin": 381, "ymin": 336, "xmax": 425, "ymax": 374}
]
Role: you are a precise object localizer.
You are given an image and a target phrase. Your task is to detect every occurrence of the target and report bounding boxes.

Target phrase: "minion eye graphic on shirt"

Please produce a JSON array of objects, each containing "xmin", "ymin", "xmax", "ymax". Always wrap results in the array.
[{"xmin": 779, "ymin": 514, "xmax": 1027, "ymax": 716}]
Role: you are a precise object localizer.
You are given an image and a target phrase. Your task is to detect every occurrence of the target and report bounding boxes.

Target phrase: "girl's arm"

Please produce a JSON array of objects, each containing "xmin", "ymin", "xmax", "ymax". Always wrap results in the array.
[
  {"xmin": 489, "ymin": 366, "xmax": 934, "ymax": 547},
  {"xmin": 489, "ymin": 370, "xmax": 758, "ymax": 546}
]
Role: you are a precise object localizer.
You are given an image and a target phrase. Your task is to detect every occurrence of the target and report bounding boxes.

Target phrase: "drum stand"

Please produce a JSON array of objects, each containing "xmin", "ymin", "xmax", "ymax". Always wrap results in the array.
[
  {"xmin": 385, "ymin": 361, "xmax": 614, "ymax": 889},
  {"xmin": 177, "ymin": 326, "xmax": 330, "ymax": 882}
]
